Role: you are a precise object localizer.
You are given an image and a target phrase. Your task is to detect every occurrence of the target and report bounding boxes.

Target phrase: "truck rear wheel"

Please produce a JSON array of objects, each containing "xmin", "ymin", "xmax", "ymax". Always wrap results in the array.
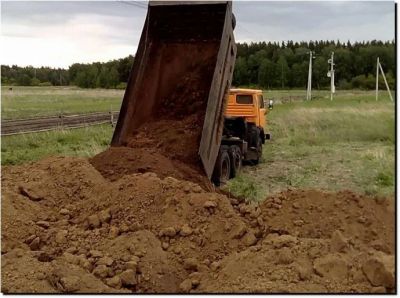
[
  {"xmin": 212, "ymin": 147, "xmax": 231, "ymax": 186},
  {"xmin": 229, "ymin": 145, "xmax": 242, "ymax": 178}
]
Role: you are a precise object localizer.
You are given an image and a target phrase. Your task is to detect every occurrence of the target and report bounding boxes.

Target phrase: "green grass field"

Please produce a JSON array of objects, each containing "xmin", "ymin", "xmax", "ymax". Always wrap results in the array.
[
  {"xmin": 1, "ymin": 86, "xmax": 123, "ymax": 119},
  {"xmin": 1, "ymin": 124, "xmax": 114, "ymax": 165},
  {"xmin": 227, "ymin": 90, "xmax": 395, "ymax": 200},
  {"xmin": 1, "ymin": 87, "xmax": 395, "ymax": 200}
]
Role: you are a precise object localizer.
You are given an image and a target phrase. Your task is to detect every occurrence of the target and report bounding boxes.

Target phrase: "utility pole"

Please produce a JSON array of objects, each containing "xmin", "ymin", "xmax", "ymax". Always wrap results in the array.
[
  {"xmin": 327, "ymin": 52, "xmax": 335, "ymax": 101},
  {"xmin": 306, "ymin": 51, "xmax": 315, "ymax": 100},
  {"xmin": 376, "ymin": 57, "xmax": 379, "ymax": 101},
  {"xmin": 376, "ymin": 57, "xmax": 394, "ymax": 102}
]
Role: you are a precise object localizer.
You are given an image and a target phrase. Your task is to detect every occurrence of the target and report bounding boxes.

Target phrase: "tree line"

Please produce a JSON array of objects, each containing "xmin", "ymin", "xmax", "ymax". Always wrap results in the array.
[
  {"xmin": 1, "ymin": 55, "xmax": 134, "ymax": 89},
  {"xmin": 1, "ymin": 40, "xmax": 395, "ymax": 90},
  {"xmin": 1, "ymin": 65, "xmax": 69, "ymax": 87},
  {"xmin": 233, "ymin": 40, "xmax": 395, "ymax": 90}
]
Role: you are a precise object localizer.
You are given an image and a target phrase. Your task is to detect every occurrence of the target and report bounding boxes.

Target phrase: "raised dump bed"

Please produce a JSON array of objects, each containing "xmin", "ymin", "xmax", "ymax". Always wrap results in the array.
[{"xmin": 112, "ymin": 1, "xmax": 236, "ymax": 179}]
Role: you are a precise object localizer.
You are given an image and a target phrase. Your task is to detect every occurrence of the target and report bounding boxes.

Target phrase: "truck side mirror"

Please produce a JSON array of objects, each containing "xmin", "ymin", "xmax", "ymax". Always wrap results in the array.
[{"xmin": 268, "ymin": 99, "xmax": 274, "ymax": 110}]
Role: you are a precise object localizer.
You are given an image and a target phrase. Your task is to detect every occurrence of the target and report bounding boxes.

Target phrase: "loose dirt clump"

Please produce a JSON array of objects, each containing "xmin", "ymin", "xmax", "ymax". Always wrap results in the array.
[
  {"xmin": 90, "ymin": 147, "xmax": 211, "ymax": 189},
  {"xmin": 2, "ymin": 157, "xmax": 395, "ymax": 293},
  {"xmin": 126, "ymin": 113, "xmax": 204, "ymax": 167}
]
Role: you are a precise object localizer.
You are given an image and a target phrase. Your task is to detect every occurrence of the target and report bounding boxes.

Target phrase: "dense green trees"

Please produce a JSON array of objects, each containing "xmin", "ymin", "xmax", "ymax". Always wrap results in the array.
[
  {"xmin": 68, "ymin": 55, "xmax": 133, "ymax": 89},
  {"xmin": 1, "ymin": 65, "xmax": 69, "ymax": 86},
  {"xmin": 1, "ymin": 55, "xmax": 134, "ymax": 89},
  {"xmin": 233, "ymin": 40, "xmax": 395, "ymax": 90},
  {"xmin": 1, "ymin": 40, "xmax": 394, "ymax": 90}
]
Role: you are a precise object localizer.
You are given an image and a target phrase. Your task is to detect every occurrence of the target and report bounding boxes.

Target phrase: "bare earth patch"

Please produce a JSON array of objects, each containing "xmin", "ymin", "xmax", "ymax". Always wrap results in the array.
[{"xmin": 1, "ymin": 157, "xmax": 394, "ymax": 293}]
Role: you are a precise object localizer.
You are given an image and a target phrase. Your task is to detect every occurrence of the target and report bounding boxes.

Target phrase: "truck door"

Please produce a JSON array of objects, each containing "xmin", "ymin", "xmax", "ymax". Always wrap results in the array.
[{"xmin": 257, "ymin": 94, "xmax": 266, "ymax": 128}]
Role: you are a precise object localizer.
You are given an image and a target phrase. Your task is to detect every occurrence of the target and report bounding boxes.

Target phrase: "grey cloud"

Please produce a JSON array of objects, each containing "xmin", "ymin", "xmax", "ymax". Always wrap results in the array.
[
  {"xmin": 232, "ymin": 1, "xmax": 394, "ymax": 42},
  {"xmin": 1, "ymin": 1, "xmax": 395, "ymax": 67},
  {"xmin": 2, "ymin": 1, "xmax": 394, "ymax": 42},
  {"xmin": 2, "ymin": 1, "xmax": 147, "ymax": 22}
]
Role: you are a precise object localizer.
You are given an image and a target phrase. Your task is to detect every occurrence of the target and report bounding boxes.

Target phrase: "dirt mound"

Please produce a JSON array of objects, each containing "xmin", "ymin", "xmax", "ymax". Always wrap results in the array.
[
  {"xmin": 198, "ymin": 189, "xmax": 395, "ymax": 293},
  {"xmin": 1, "ymin": 157, "xmax": 395, "ymax": 293},
  {"xmin": 258, "ymin": 189, "xmax": 394, "ymax": 251},
  {"xmin": 90, "ymin": 147, "xmax": 212, "ymax": 190}
]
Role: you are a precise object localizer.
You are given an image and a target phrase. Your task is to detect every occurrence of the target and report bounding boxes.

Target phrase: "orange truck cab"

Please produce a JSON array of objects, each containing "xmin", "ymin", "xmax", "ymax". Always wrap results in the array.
[
  {"xmin": 211, "ymin": 88, "xmax": 272, "ymax": 185},
  {"xmin": 226, "ymin": 88, "xmax": 267, "ymax": 131}
]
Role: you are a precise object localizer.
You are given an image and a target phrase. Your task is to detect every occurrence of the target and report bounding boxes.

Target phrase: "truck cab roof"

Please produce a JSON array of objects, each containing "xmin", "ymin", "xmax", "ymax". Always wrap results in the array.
[{"xmin": 230, "ymin": 88, "xmax": 263, "ymax": 95}]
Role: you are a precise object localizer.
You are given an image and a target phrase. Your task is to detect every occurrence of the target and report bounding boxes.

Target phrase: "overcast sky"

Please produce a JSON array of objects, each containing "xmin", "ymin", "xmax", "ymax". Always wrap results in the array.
[{"xmin": 1, "ymin": 1, "xmax": 395, "ymax": 68}]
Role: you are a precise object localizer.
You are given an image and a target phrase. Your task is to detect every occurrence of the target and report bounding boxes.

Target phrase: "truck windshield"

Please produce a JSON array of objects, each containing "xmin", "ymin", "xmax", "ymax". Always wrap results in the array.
[
  {"xmin": 258, "ymin": 95, "xmax": 264, "ymax": 108},
  {"xmin": 236, "ymin": 95, "xmax": 253, "ymax": 104}
]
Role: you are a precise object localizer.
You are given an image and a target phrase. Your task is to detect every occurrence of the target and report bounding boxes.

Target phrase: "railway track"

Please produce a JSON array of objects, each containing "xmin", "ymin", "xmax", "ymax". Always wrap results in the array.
[{"xmin": 1, "ymin": 111, "xmax": 119, "ymax": 136}]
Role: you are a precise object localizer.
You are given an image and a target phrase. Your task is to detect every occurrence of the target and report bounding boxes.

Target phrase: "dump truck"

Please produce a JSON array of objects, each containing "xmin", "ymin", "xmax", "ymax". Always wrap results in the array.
[
  {"xmin": 112, "ymin": 1, "xmax": 271, "ymax": 186},
  {"xmin": 212, "ymin": 88, "xmax": 271, "ymax": 185}
]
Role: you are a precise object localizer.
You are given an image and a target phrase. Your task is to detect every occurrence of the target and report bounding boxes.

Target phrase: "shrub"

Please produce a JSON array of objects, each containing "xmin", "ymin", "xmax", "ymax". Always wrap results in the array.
[
  {"xmin": 116, "ymin": 82, "xmax": 127, "ymax": 90},
  {"xmin": 351, "ymin": 75, "xmax": 375, "ymax": 90},
  {"xmin": 338, "ymin": 79, "xmax": 352, "ymax": 90},
  {"xmin": 30, "ymin": 78, "xmax": 41, "ymax": 86},
  {"xmin": 38, "ymin": 81, "xmax": 52, "ymax": 87}
]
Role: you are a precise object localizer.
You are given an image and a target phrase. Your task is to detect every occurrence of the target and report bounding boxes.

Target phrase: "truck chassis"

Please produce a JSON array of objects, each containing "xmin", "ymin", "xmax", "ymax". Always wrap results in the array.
[{"xmin": 212, "ymin": 117, "xmax": 269, "ymax": 186}]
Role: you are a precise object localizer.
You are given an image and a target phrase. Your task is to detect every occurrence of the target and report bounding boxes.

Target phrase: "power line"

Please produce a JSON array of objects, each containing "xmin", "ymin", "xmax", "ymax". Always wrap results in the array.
[
  {"xmin": 236, "ymin": 23, "xmax": 265, "ymax": 41},
  {"xmin": 118, "ymin": 1, "xmax": 148, "ymax": 9},
  {"xmin": 120, "ymin": 0, "xmax": 147, "ymax": 7}
]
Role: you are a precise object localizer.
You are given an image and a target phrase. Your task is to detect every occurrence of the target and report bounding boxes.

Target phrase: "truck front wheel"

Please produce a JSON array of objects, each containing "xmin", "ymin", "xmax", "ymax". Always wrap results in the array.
[
  {"xmin": 212, "ymin": 147, "xmax": 231, "ymax": 186},
  {"xmin": 229, "ymin": 145, "xmax": 242, "ymax": 178},
  {"xmin": 254, "ymin": 136, "xmax": 263, "ymax": 164}
]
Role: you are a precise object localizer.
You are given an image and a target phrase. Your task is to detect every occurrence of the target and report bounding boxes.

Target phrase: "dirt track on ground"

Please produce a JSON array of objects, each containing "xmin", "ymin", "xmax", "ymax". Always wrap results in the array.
[{"xmin": 1, "ymin": 155, "xmax": 395, "ymax": 293}]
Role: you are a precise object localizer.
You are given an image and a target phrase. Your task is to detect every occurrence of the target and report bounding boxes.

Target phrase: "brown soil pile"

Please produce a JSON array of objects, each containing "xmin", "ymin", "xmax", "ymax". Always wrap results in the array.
[
  {"xmin": 2, "ymin": 157, "xmax": 395, "ymax": 293},
  {"xmin": 200, "ymin": 189, "xmax": 395, "ymax": 293},
  {"xmin": 125, "ymin": 113, "xmax": 204, "ymax": 168},
  {"xmin": 90, "ymin": 147, "xmax": 211, "ymax": 190}
]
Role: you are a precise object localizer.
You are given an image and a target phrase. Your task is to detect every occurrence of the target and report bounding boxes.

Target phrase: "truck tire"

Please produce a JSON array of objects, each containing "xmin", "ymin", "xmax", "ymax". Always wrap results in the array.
[
  {"xmin": 229, "ymin": 145, "xmax": 242, "ymax": 178},
  {"xmin": 212, "ymin": 147, "xmax": 231, "ymax": 186},
  {"xmin": 252, "ymin": 136, "xmax": 263, "ymax": 165},
  {"xmin": 256, "ymin": 136, "xmax": 263, "ymax": 163},
  {"xmin": 247, "ymin": 126, "xmax": 262, "ymax": 164}
]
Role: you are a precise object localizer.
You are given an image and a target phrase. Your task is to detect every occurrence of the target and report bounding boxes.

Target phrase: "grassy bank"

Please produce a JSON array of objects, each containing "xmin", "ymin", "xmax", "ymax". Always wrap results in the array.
[
  {"xmin": 1, "ymin": 124, "xmax": 114, "ymax": 165},
  {"xmin": 227, "ymin": 90, "xmax": 395, "ymax": 200},
  {"xmin": 1, "ymin": 86, "xmax": 123, "ymax": 119},
  {"xmin": 2, "ymin": 88, "xmax": 395, "ymax": 200}
]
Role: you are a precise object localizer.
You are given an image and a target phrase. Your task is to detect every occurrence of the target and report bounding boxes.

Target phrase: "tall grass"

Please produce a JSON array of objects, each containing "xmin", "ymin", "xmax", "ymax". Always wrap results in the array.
[
  {"xmin": 1, "ymin": 124, "xmax": 114, "ymax": 165},
  {"xmin": 273, "ymin": 105, "xmax": 394, "ymax": 145},
  {"xmin": 227, "ymin": 90, "xmax": 395, "ymax": 198},
  {"xmin": 226, "ymin": 174, "xmax": 266, "ymax": 202},
  {"xmin": 1, "ymin": 86, "xmax": 123, "ymax": 119}
]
